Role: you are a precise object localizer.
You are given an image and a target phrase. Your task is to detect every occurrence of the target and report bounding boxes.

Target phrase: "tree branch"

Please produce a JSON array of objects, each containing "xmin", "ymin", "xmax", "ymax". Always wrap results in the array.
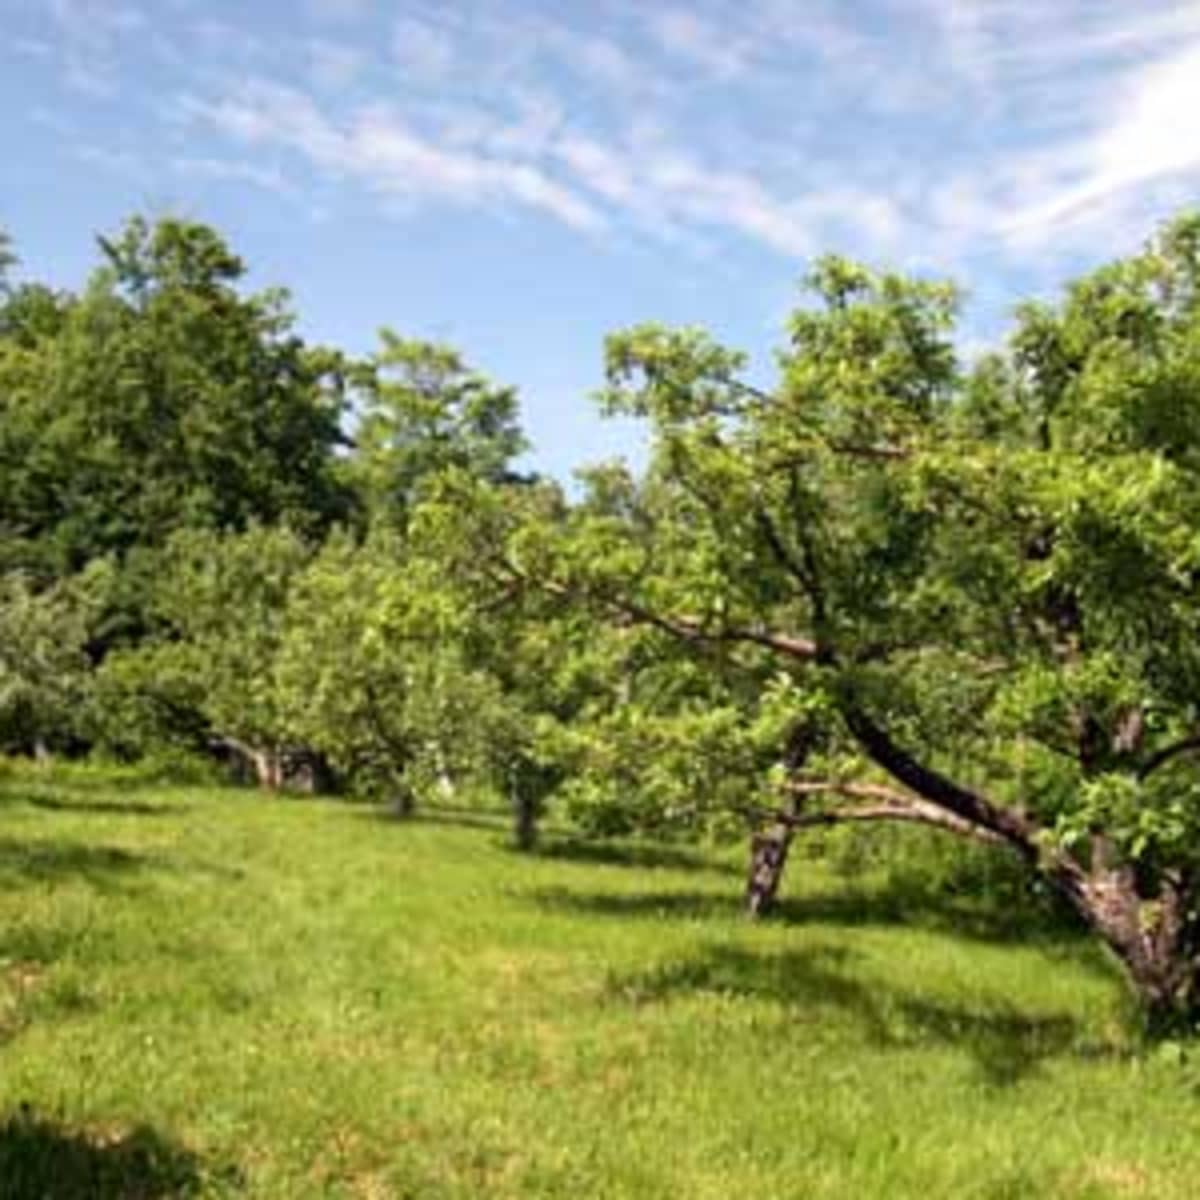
[
  {"xmin": 511, "ymin": 561, "xmax": 822, "ymax": 664},
  {"xmin": 1139, "ymin": 734, "xmax": 1200, "ymax": 781},
  {"xmin": 779, "ymin": 779, "xmax": 1005, "ymax": 845},
  {"xmin": 786, "ymin": 803, "xmax": 1006, "ymax": 844},
  {"xmin": 839, "ymin": 702, "xmax": 1041, "ymax": 853},
  {"xmin": 611, "ymin": 597, "xmax": 820, "ymax": 661}
]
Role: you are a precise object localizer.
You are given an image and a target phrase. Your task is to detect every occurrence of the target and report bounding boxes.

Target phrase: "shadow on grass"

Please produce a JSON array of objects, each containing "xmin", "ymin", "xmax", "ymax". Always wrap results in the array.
[
  {"xmin": 0, "ymin": 1107, "xmax": 242, "ymax": 1198},
  {"xmin": 528, "ymin": 838, "xmax": 741, "ymax": 878},
  {"xmin": 23, "ymin": 795, "xmax": 183, "ymax": 819},
  {"xmin": 774, "ymin": 884, "xmax": 1086, "ymax": 945},
  {"xmin": 0, "ymin": 837, "xmax": 156, "ymax": 893},
  {"xmin": 357, "ymin": 804, "xmax": 511, "ymax": 832},
  {"xmin": 531, "ymin": 885, "xmax": 736, "ymax": 921},
  {"xmin": 607, "ymin": 943, "xmax": 1112, "ymax": 1087},
  {"xmin": 531, "ymin": 875, "xmax": 1093, "ymax": 950}
]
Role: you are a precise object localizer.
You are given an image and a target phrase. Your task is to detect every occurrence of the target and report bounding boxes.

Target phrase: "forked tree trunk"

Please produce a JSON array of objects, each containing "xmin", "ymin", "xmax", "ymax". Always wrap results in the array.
[{"xmin": 210, "ymin": 736, "xmax": 284, "ymax": 791}]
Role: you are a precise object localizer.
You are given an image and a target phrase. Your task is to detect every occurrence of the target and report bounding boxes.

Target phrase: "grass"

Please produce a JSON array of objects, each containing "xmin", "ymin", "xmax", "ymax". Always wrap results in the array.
[{"xmin": 1, "ymin": 764, "xmax": 1198, "ymax": 1197}]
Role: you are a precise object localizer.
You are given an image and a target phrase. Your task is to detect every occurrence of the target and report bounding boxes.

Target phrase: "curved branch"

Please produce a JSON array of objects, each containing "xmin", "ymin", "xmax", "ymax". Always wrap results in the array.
[
  {"xmin": 840, "ymin": 703, "xmax": 1041, "ymax": 854},
  {"xmin": 780, "ymin": 779, "xmax": 1005, "ymax": 845},
  {"xmin": 1139, "ymin": 734, "xmax": 1200, "ymax": 781},
  {"xmin": 519, "ymin": 564, "xmax": 822, "ymax": 663},
  {"xmin": 612, "ymin": 600, "xmax": 820, "ymax": 661},
  {"xmin": 787, "ymin": 804, "xmax": 1005, "ymax": 845}
]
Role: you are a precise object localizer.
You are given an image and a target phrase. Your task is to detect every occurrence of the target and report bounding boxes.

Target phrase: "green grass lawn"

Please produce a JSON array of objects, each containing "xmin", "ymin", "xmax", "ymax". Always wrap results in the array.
[{"xmin": 1, "ymin": 765, "xmax": 1198, "ymax": 1198}]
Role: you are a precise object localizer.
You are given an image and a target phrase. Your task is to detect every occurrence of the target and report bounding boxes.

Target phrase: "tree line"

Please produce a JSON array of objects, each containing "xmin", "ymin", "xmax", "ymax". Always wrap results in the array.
[{"xmin": 4, "ymin": 212, "xmax": 1200, "ymax": 1029}]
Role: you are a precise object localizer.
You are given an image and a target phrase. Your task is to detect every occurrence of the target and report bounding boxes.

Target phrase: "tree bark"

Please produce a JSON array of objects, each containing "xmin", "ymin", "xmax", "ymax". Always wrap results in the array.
[
  {"xmin": 769, "ymin": 784, "xmax": 1200, "ymax": 1029},
  {"xmin": 746, "ymin": 821, "xmax": 794, "ymax": 918},
  {"xmin": 1067, "ymin": 852, "xmax": 1200, "ymax": 1032}
]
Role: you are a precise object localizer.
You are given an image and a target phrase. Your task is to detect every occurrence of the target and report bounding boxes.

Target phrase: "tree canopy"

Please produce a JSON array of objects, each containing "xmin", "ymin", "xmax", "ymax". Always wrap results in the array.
[{"xmin": 6, "ymin": 209, "xmax": 1200, "ymax": 1026}]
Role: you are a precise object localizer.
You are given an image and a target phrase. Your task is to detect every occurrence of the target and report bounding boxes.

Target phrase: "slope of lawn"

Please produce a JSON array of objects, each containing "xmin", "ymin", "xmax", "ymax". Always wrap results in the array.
[{"xmin": 1, "ymin": 763, "xmax": 1198, "ymax": 1198}]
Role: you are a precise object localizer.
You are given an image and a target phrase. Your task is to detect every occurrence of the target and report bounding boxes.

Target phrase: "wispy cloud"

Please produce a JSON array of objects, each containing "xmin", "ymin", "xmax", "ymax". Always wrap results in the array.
[
  {"xmin": 1000, "ymin": 42, "xmax": 1200, "ymax": 243},
  {"xmin": 18, "ymin": 0, "xmax": 1200, "ymax": 286},
  {"xmin": 170, "ymin": 155, "xmax": 294, "ymax": 195},
  {"xmin": 184, "ymin": 82, "xmax": 607, "ymax": 232},
  {"xmin": 44, "ymin": 0, "xmax": 146, "ymax": 93}
]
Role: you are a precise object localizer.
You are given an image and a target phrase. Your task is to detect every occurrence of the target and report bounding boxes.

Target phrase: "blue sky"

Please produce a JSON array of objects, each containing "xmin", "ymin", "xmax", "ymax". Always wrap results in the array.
[{"xmin": 4, "ymin": 0, "xmax": 1200, "ymax": 481}]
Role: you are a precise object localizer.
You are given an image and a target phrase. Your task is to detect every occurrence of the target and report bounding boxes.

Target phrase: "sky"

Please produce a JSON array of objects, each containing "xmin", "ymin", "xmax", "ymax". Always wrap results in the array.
[{"xmin": 4, "ymin": 0, "xmax": 1200, "ymax": 481}]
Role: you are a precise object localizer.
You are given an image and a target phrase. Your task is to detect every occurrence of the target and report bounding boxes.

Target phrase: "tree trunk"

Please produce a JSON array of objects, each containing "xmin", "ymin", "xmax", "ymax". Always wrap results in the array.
[
  {"xmin": 513, "ymin": 790, "xmax": 539, "ymax": 852},
  {"xmin": 1065, "ymin": 856, "xmax": 1200, "ymax": 1033},
  {"xmin": 389, "ymin": 785, "xmax": 416, "ymax": 819},
  {"xmin": 746, "ymin": 822, "xmax": 794, "ymax": 918},
  {"xmin": 251, "ymin": 748, "xmax": 283, "ymax": 791}
]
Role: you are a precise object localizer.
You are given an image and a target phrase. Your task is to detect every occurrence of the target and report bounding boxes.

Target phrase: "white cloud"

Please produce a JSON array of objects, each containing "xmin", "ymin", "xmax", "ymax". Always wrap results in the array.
[
  {"xmin": 42, "ymin": 0, "xmax": 146, "ymax": 91},
  {"xmin": 99, "ymin": 0, "xmax": 1200, "ymax": 285},
  {"xmin": 927, "ymin": 27, "xmax": 1200, "ymax": 254},
  {"xmin": 186, "ymin": 82, "xmax": 606, "ymax": 233},
  {"xmin": 170, "ymin": 156, "xmax": 294, "ymax": 194},
  {"xmin": 11, "ymin": 36, "xmax": 53, "ymax": 58}
]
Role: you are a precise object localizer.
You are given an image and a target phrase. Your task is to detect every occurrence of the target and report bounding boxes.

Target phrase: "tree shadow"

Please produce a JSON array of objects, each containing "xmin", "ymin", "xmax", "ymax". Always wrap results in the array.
[
  {"xmin": 530, "ymin": 885, "xmax": 737, "ymax": 921},
  {"xmin": 23, "ymin": 795, "xmax": 183, "ymax": 818},
  {"xmin": 528, "ymin": 838, "xmax": 741, "ymax": 878},
  {"xmin": 0, "ymin": 837, "xmax": 157, "ymax": 893},
  {"xmin": 774, "ymin": 883, "xmax": 1085, "ymax": 946},
  {"xmin": 0, "ymin": 1106, "xmax": 242, "ymax": 1198},
  {"xmin": 607, "ymin": 943, "xmax": 1113, "ymax": 1087},
  {"xmin": 356, "ymin": 804, "xmax": 511, "ymax": 832},
  {"xmin": 531, "ymin": 875, "xmax": 1092, "ymax": 950}
]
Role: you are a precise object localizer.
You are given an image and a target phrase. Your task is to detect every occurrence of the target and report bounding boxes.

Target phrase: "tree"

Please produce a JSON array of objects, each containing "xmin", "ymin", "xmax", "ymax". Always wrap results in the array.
[
  {"xmin": 276, "ymin": 527, "xmax": 508, "ymax": 814},
  {"xmin": 0, "ymin": 563, "xmax": 111, "ymax": 756},
  {"xmin": 96, "ymin": 525, "xmax": 313, "ymax": 787},
  {"xmin": 494, "ymin": 213, "xmax": 1200, "ymax": 1029},
  {"xmin": 0, "ymin": 216, "xmax": 351, "ymax": 576},
  {"xmin": 348, "ymin": 333, "xmax": 528, "ymax": 529}
]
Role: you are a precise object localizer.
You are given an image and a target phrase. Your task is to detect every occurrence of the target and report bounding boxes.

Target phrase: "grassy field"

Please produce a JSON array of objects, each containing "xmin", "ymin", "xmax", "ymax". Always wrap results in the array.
[{"xmin": 1, "ymin": 765, "xmax": 1198, "ymax": 1198}]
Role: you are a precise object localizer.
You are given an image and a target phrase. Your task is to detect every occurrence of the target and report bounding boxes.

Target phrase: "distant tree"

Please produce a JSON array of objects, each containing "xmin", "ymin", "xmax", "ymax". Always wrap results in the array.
[
  {"xmin": 491, "ymin": 213, "xmax": 1200, "ymax": 1029},
  {"xmin": 276, "ymin": 527, "xmax": 506, "ymax": 814},
  {"xmin": 348, "ymin": 333, "xmax": 528, "ymax": 528},
  {"xmin": 0, "ymin": 563, "xmax": 110, "ymax": 756},
  {"xmin": 96, "ymin": 525, "xmax": 311, "ymax": 786},
  {"xmin": 0, "ymin": 216, "xmax": 351, "ymax": 577}
]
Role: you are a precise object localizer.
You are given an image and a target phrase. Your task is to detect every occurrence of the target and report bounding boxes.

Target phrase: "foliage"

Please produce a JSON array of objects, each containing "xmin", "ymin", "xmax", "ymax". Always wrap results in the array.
[
  {"xmin": 276, "ymin": 527, "xmax": 504, "ymax": 807},
  {"xmin": 483, "ymin": 212, "xmax": 1200, "ymax": 1022},
  {"xmin": 0, "ymin": 216, "xmax": 350, "ymax": 576},
  {"xmin": 0, "ymin": 563, "xmax": 111, "ymax": 753},
  {"xmin": 94, "ymin": 525, "xmax": 312, "ymax": 775},
  {"xmin": 10, "ymin": 206, "xmax": 1200, "ymax": 1023},
  {"xmin": 349, "ymin": 332, "xmax": 528, "ymax": 528}
]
